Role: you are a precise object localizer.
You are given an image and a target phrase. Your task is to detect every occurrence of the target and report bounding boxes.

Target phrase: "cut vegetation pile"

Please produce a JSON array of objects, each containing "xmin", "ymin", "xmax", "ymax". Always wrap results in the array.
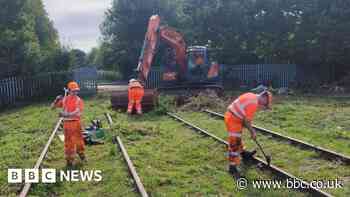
[{"xmin": 179, "ymin": 90, "xmax": 230, "ymax": 111}]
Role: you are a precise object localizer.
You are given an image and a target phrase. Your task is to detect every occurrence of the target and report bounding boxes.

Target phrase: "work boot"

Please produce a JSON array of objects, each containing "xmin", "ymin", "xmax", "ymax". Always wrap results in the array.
[
  {"xmin": 66, "ymin": 160, "xmax": 74, "ymax": 169},
  {"xmin": 228, "ymin": 165, "xmax": 241, "ymax": 179},
  {"xmin": 241, "ymin": 150, "xmax": 257, "ymax": 160},
  {"xmin": 78, "ymin": 153, "xmax": 87, "ymax": 163},
  {"xmin": 127, "ymin": 109, "xmax": 132, "ymax": 115}
]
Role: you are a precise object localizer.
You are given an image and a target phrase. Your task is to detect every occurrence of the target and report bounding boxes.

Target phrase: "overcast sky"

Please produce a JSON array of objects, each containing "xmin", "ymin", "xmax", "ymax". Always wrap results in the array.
[{"xmin": 42, "ymin": 0, "xmax": 113, "ymax": 52}]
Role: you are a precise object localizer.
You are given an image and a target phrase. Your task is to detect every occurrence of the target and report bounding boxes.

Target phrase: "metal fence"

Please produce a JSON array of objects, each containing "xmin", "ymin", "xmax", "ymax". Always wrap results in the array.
[
  {"xmin": 0, "ymin": 64, "xmax": 296, "ymax": 108},
  {"xmin": 145, "ymin": 69, "xmax": 162, "ymax": 88},
  {"xmin": 145, "ymin": 64, "xmax": 296, "ymax": 89},
  {"xmin": 0, "ymin": 72, "xmax": 71, "ymax": 108},
  {"xmin": 97, "ymin": 70, "xmax": 122, "ymax": 83},
  {"xmin": 73, "ymin": 67, "xmax": 98, "ymax": 95},
  {"xmin": 222, "ymin": 64, "xmax": 296, "ymax": 89},
  {"xmin": 0, "ymin": 67, "xmax": 99, "ymax": 109}
]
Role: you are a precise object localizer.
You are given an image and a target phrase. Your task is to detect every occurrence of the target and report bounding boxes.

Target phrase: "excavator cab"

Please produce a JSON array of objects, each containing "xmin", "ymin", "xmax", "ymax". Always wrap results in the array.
[
  {"xmin": 187, "ymin": 46, "xmax": 208, "ymax": 67},
  {"xmin": 186, "ymin": 46, "xmax": 210, "ymax": 82}
]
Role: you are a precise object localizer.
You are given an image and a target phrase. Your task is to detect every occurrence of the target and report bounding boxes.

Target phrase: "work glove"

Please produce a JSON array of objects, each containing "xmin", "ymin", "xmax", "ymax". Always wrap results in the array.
[
  {"xmin": 54, "ymin": 95, "xmax": 63, "ymax": 103},
  {"xmin": 51, "ymin": 95, "xmax": 63, "ymax": 109},
  {"xmin": 59, "ymin": 111, "xmax": 70, "ymax": 118},
  {"xmin": 251, "ymin": 130, "xmax": 257, "ymax": 140},
  {"xmin": 56, "ymin": 95, "xmax": 63, "ymax": 100}
]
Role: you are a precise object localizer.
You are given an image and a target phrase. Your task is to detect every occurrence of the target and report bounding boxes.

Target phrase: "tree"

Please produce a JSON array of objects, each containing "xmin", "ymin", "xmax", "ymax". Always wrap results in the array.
[
  {"xmin": 86, "ymin": 47, "xmax": 103, "ymax": 68},
  {"xmin": 0, "ymin": 0, "xmax": 64, "ymax": 78},
  {"xmin": 69, "ymin": 49, "xmax": 87, "ymax": 68},
  {"xmin": 100, "ymin": 0, "xmax": 350, "ymax": 82},
  {"xmin": 101, "ymin": 0, "xmax": 180, "ymax": 79}
]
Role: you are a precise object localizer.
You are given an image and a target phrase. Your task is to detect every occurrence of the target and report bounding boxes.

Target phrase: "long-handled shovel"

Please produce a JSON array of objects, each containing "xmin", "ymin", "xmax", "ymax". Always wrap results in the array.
[{"xmin": 253, "ymin": 138, "xmax": 271, "ymax": 166}]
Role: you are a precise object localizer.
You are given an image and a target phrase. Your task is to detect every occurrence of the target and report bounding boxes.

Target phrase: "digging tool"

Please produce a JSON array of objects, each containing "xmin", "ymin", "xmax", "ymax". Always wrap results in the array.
[
  {"xmin": 55, "ymin": 87, "xmax": 69, "ymax": 141},
  {"xmin": 253, "ymin": 138, "xmax": 271, "ymax": 166},
  {"xmin": 63, "ymin": 87, "xmax": 68, "ymax": 99}
]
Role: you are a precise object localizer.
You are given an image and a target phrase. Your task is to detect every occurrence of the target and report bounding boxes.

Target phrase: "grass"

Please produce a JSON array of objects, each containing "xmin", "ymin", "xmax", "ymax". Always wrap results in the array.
[
  {"xmin": 175, "ymin": 111, "xmax": 350, "ymax": 196},
  {"xmin": 108, "ymin": 113, "xmax": 303, "ymax": 196},
  {"xmin": 0, "ymin": 95, "xmax": 137, "ymax": 197},
  {"xmin": 199, "ymin": 94, "xmax": 350, "ymax": 156},
  {"xmin": 1, "ymin": 93, "xmax": 348, "ymax": 196},
  {"xmin": 256, "ymin": 96, "xmax": 350, "ymax": 156},
  {"xmin": 0, "ymin": 103, "xmax": 61, "ymax": 196}
]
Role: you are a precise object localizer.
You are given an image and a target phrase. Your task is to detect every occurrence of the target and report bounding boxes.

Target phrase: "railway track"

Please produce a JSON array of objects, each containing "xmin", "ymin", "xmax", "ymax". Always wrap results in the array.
[
  {"xmin": 112, "ymin": 136, "xmax": 149, "ymax": 197},
  {"xmin": 106, "ymin": 113, "xmax": 149, "ymax": 197},
  {"xmin": 20, "ymin": 113, "xmax": 148, "ymax": 197},
  {"xmin": 166, "ymin": 112, "xmax": 333, "ymax": 197},
  {"xmin": 203, "ymin": 109, "xmax": 350, "ymax": 164},
  {"xmin": 19, "ymin": 118, "xmax": 64, "ymax": 197}
]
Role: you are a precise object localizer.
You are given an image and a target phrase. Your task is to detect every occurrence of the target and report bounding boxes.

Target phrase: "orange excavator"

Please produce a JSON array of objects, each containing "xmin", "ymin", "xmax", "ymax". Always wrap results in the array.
[{"xmin": 111, "ymin": 15, "xmax": 223, "ymax": 111}]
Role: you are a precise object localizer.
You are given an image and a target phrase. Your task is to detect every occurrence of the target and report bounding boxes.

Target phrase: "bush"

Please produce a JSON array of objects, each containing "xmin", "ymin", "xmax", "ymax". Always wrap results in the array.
[{"xmin": 153, "ymin": 95, "xmax": 176, "ymax": 115}]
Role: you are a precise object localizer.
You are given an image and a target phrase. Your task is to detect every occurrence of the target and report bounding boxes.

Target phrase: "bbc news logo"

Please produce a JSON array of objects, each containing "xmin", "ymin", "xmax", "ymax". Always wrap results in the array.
[{"xmin": 8, "ymin": 169, "xmax": 102, "ymax": 183}]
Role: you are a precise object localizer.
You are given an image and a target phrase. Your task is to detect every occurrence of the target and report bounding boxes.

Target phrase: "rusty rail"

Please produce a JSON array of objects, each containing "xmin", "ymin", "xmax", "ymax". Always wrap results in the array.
[
  {"xmin": 105, "ymin": 113, "xmax": 113, "ymax": 127},
  {"xmin": 203, "ymin": 109, "xmax": 350, "ymax": 164},
  {"xmin": 19, "ymin": 118, "xmax": 64, "ymax": 197},
  {"xmin": 113, "ymin": 136, "xmax": 149, "ymax": 197},
  {"xmin": 106, "ymin": 114, "xmax": 148, "ymax": 197},
  {"xmin": 167, "ymin": 112, "xmax": 333, "ymax": 197}
]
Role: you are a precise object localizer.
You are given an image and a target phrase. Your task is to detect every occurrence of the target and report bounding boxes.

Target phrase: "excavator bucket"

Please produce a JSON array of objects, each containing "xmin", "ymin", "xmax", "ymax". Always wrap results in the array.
[{"xmin": 111, "ymin": 89, "xmax": 158, "ymax": 112}]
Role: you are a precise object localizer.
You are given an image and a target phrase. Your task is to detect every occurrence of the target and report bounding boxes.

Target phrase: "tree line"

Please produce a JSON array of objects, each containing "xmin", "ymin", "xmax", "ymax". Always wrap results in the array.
[
  {"xmin": 0, "ymin": 0, "xmax": 96, "ymax": 79},
  {"xmin": 98, "ymin": 0, "xmax": 350, "ymax": 82},
  {"xmin": 1, "ymin": 0, "xmax": 349, "ymax": 83}
]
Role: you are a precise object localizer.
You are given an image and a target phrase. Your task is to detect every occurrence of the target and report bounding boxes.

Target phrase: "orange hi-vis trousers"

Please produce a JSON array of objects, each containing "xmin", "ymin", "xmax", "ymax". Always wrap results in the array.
[
  {"xmin": 224, "ymin": 111, "xmax": 245, "ymax": 166},
  {"xmin": 63, "ymin": 120, "xmax": 85, "ymax": 162},
  {"xmin": 128, "ymin": 87, "xmax": 144, "ymax": 114}
]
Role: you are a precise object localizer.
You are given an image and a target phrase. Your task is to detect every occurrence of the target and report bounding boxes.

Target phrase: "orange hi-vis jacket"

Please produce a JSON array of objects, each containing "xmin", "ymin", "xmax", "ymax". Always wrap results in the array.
[
  {"xmin": 225, "ymin": 93, "xmax": 258, "ymax": 166},
  {"xmin": 128, "ymin": 80, "xmax": 144, "ymax": 113},
  {"xmin": 128, "ymin": 81, "xmax": 144, "ymax": 101},
  {"xmin": 227, "ymin": 92, "xmax": 258, "ymax": 122},
  {"xmin": 55, "ymin": 95, "xmax": 85, "ymax": 162},
  {"xmin": 56, "ymin": 95, "xmax": 84, "ymax": 121},
  {"xmin": 129, "ymin": 81, "xmax": 143, "ymax": 89}
]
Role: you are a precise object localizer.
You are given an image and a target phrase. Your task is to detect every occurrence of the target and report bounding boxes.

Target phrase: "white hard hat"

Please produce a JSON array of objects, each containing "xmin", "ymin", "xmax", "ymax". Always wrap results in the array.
[{"xmin": 129, "ymin": 78, "xmax": 137, "ymax": 83}]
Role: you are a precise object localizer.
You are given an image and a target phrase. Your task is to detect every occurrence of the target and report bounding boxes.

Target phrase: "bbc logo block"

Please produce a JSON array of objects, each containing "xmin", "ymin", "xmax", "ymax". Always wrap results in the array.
[
  {"xmin": 8, "ymin": 169, "xmax": 102, "ymax": 183},
  {"xmin": 25, "ymin": 169, "xmax": 39, "ymax": 183},
  {"xmin": 8, "ymin": 169, "xmax": 56, "ymax": 183},
  {"xmin": 42, "ymin": 169, "xmax": 56, "ymax": 183},
  {"xmin": 8, "ymin": 169, "xmax": 22, "ymax": 183}
]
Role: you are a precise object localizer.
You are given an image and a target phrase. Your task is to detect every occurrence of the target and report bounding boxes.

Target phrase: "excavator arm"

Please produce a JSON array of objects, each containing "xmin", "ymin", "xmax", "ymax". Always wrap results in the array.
[
  {"xmin": 137, "ymin": 15, "xmax": 161, "ymax": 82},
  {"xmin": 112, "ymin": 15, "xmax": 222, "ymax": 113},
  {"xmin": 136, "ymin": 15, "xmax": 187, "ymax": 82},
  {"xmin": 159, "ymin": 26, "xmax": 187, "ymax": 78}
]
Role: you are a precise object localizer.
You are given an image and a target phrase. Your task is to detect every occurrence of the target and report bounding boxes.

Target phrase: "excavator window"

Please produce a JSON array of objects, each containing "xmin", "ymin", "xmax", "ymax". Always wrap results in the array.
[
  {"xmin": 194, "ymin": 52, "xmax": 204, "ymax": 65},
  {"xmin": 188, "ymin": 51, "xmax": 205, "ymax": 69}
]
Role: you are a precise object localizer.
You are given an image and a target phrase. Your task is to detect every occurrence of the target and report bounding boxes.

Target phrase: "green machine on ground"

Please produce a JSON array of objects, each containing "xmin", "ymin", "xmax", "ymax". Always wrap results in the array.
[{"xmin": 83, "ymin": 119, "xmax": 106, "ymax": 145}]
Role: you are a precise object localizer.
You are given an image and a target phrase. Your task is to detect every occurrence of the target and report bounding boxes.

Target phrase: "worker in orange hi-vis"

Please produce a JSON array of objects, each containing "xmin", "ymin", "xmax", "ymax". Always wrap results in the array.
[
  {"xmin": 51, "ymin": 81, "xmax": 86, "ymax": 167},
  {"xmin": 225, "ymin": 90, "xmax": 272, "ymax": 178},
  {"xmin": 127, "ymin": 79, "xmax": 145, "ymax": 115}
]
